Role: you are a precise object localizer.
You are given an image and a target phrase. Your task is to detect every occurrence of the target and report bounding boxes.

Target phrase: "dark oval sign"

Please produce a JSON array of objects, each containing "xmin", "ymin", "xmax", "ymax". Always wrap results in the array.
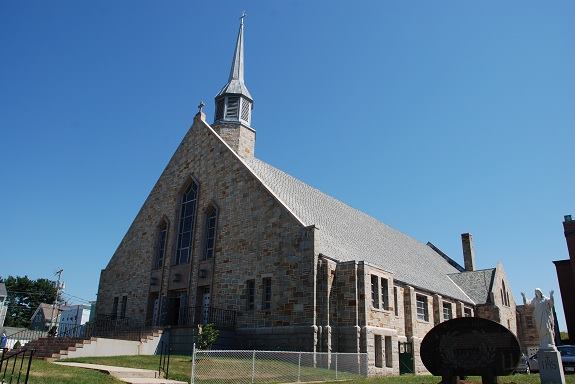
[{"xmin": 421, "ymin": 317, "xmax": 521, "ymax": 377}]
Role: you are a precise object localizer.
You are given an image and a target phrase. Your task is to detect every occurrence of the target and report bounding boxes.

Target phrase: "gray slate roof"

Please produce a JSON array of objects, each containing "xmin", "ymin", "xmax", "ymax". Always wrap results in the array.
[
  {"xmin": 0, "ymin": 282, "xmax": 6, "ymax": 298},
  {"xmin": 448, "ymin": 269, "xmax": 495, "ymax": 305},
  {"xmin": 244, "ymin": 157, "xmax": 474, "ymax": 304}
]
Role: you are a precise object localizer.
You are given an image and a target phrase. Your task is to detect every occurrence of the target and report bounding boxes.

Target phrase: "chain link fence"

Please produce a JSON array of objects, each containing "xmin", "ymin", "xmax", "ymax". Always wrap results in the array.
[{"xmin": 191, "ymin": 350, "xmax": 368, "ymax": 383}]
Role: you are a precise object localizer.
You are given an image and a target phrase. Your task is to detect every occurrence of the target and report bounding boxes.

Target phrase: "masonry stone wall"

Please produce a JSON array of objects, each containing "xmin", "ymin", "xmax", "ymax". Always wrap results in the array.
[
  {"xmin": 516, "ymin": 304, "xmax": 539, "ymax": 354},
  {"xmin": 214, "ymin": 122, "xmax": 255, "ymax": 158},
  {"xmin": 97, "ymin": 116, "xmax": 315, "ymax": 348}
]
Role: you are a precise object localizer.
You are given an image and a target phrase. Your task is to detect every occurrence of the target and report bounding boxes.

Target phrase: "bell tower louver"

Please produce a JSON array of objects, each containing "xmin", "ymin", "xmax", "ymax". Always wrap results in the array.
[{"xmin": 213, "ymin": 13, "xmax": 255, "ymax": 158}]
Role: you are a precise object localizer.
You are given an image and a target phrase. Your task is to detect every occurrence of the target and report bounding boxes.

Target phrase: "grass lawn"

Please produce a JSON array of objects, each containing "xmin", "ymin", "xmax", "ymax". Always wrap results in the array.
[
  {"xmin": 60, "ymin": 355, "xmax": 575, "ymax": 384},
  {"xmin": 25, "ymin": 358, "xmax": 123, "ymax": 384}
]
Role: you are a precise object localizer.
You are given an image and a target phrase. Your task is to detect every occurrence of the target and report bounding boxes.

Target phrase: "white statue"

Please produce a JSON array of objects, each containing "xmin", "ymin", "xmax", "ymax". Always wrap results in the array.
[{"xmin": 521, "ymin": 289, "xmax": 556, "ymax": 349}]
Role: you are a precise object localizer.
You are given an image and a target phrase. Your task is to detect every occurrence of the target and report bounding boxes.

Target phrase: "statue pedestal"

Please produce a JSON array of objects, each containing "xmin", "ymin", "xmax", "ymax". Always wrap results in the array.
[{"xmin": 539, "ymin": 348, "xmax": 566, "ymax": 384}]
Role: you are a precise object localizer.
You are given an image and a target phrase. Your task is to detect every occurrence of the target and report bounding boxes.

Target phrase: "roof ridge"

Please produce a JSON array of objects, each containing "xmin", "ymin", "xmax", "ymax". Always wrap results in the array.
[{"xmin": 448, "ymin": 267, "xmax": 496, "ymax": 276}]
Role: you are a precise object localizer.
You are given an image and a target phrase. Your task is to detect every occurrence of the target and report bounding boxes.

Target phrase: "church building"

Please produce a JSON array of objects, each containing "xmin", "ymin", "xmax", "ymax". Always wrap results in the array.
[{"xmin": 96, "ymin": 18, "xmax": 518, "ymax": 375}]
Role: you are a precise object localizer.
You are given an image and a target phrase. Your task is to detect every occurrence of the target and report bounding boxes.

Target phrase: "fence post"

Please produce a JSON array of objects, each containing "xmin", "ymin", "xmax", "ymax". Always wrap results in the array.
[
  {"xmin": 251, "ymin": 350, "xmax": 256, "ymax": 384},
  {"xmin": 190, "ymin": 343, "xmax": 196, "ymax": 384},
  {"xmin": 297, "ymin": 352, "xmax": 301, "ymax": 383},
  {"xmin": 335, "ymin": 352, "xmax": 338, "ymax": 380}
]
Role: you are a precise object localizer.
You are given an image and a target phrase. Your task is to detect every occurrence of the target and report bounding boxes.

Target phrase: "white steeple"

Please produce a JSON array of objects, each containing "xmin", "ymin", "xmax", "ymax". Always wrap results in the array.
[{"xmin": 214, "ymin": 12, "xmax": 253, "ymax": 128}]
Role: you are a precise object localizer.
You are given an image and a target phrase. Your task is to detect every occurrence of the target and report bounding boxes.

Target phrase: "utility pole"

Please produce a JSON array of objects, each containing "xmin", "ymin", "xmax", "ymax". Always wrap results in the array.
[{"xmin": 50, "ymin": 269, "xmax": 63, "ymax": 332}]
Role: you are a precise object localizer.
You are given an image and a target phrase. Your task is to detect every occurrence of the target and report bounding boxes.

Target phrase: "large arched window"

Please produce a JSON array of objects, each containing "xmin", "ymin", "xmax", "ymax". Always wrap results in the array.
[
  {"xmin": 203, "ymin": 205, "xmax": 218, "ymax": 260},
  {"xmin": 175, "ymin": 181, "xmax": 199, "ymax": 264},
  {"xmin": 154, "ymin": 219, "xmax": 168, "ymax": 269}
]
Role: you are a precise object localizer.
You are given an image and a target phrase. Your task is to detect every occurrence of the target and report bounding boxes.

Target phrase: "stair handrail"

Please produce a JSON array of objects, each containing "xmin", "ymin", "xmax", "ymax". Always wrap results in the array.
[{"xmin": 0, "ymin": 347, "xmax": 34, "ymax": 384}]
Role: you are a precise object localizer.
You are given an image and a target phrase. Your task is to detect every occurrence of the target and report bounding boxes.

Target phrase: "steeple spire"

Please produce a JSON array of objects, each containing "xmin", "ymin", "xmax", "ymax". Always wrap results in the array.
[
  {"xmin": 214, "ymin": 13, "xmax": 253, "ymax": 127},
  {"xmin": 213, "ymin": 14, "xmax": 256, "ymax": 158},
  {"xmin": 228, "ymin": 12, "xmax": 246, "ymax": 84}
]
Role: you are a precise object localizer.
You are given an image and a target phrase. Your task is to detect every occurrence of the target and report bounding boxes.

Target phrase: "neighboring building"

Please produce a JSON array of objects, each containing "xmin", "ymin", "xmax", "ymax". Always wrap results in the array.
[
  {"xmin": 554, "ymin": 214, "xmax": 575, "ymax": 344},
  {"xmin": 30, "ymin": 303, "xmax": 61, "ymax": 331},
  {"xmin": 96, "ymin": 18, "xmax": 518, "ymax": 375},
  {"xmin": 0, "ymin": 283, "xmax": 7, "ymax": 328},
  {"xmin": 58, "ymin": 304, "xmax": 91, "ymax": 335},
  {"xmin": 89, "ymin": 301, "xmax": 97, "ymax": 322}
]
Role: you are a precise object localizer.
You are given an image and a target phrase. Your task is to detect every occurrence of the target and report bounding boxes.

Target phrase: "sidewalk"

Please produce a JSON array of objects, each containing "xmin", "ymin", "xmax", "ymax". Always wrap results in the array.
[{"xmin": 54, "ymin": 361, "xmax": 187, "ymax": 384}]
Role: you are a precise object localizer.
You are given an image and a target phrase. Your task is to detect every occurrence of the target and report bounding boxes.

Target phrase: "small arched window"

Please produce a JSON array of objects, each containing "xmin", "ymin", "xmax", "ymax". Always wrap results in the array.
[
  {"xmin": 175, "ymin": 181, "xmax": 199, "ymax": 264},
  {"xmin": 154, "ymin": 220, "xmax": 168, "ymax": 269},
  {"xmin": 203, "ymin": 205, "xmax": 218, "ymax": 260}
]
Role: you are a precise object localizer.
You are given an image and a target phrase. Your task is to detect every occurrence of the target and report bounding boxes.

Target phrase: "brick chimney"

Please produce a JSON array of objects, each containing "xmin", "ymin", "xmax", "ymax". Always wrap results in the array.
[
  {"xmin": 461, "ymin": 233, "xmax": 476, "ymax": 272},
  {"xmin": 564, "ymin": 215, "xmax": 575, "ymax": 265}
]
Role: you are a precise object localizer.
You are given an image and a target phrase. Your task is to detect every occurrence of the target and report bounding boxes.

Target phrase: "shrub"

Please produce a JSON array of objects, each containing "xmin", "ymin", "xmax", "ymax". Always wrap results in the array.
[{"xmin": 195, "ymin": 324, "xmax": 219, "ymax": 350}]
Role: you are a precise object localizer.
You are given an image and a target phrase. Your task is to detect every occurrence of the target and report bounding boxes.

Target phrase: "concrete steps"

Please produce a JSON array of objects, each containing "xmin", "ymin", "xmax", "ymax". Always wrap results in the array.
[{"xmin": 18, "ymin": 328, "xmax": 163, "ymax": 360}]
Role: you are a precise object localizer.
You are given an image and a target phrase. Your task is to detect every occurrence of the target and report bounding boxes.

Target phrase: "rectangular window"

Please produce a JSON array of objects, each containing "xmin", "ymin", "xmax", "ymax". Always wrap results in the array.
[
  {"xmin": 371, "ymin": 275, "xmax": 379, "ymax": 308},
  {"xmin": 246, "ymin": 279, "xmax": 255, "ymax": 310},
  {"xmin": 526, "ymin": 316, "xmax": 533, "ymax": 327},
  {"xmin": 442, "ymin": 302, "xmax": 452, "ymax": 320},
  {"xmin": 112, "ymin": 297, "xmax": 119, "ymax": 319},
  {"xmin": 464, "ymin": 307, "xmax": 472, "ymax": 317},
  {"xmin": 393, "ymin": 286, "xmax": 398, "ymax": 316},
  {"xmin": 120, "ymin": 295, "xmax": 127, "ymax": 318},
  {"xmin": 385, "ymin": 336, "xmax": 393, "ymax": 368},
  {"xmin": 380, "ymin": 278, "xmax": 389, "ymax": 310},
  {"xmin": 416, "ymin": 294, "xmax": 429, "ymax": 321},
  {"xmin": 374, "ymin": 335, "xmax": 383, "ymax": 368},
  {"xmin": 262, "ymin": 277, "xmax": 272, "ymax": 310}
]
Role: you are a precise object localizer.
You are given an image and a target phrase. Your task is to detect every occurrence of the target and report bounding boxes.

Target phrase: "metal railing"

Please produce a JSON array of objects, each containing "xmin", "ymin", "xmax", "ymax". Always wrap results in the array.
[
  {"xmin": 191, "ymin": 350, "xmax": 368, "ymax": 384},
  {"xmin": 158, "ymin": 340, "xmax": 171, "ymax": 379},
  {"xmin": 6, "ymin": 314, "xmax": 160, "ymax": 348},
  {"xmin": 179, "ymin": 306, "xmax": 236, "ymax": 329},
  {"xmin": 1, "ymin": 348, "xmax": 34, "ymax": 384}
]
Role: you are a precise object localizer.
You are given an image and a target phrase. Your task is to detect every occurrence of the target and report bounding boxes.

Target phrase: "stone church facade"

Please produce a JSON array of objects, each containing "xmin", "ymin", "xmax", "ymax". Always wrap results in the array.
[{"xmin": 96, "ymin": 19, "xmax": 518, "ymax": 375}]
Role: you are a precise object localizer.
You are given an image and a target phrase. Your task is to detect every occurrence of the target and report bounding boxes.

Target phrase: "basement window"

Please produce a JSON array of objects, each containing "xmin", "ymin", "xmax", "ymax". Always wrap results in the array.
[{"xmin": 375, "ymin": 335, "xmax": 383, "ymax": 368}]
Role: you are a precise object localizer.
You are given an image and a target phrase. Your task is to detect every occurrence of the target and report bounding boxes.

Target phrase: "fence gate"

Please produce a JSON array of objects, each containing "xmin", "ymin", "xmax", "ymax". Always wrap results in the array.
[{"xmin": 398, "ymin": 341, "xmax": 414, "ymax": 374}]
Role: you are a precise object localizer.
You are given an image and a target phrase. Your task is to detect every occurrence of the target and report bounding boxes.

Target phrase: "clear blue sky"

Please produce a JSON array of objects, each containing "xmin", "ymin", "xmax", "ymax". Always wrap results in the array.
[{"xmin": 1, "ymin": 1, "xmax": 573, "ymax": 329}]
